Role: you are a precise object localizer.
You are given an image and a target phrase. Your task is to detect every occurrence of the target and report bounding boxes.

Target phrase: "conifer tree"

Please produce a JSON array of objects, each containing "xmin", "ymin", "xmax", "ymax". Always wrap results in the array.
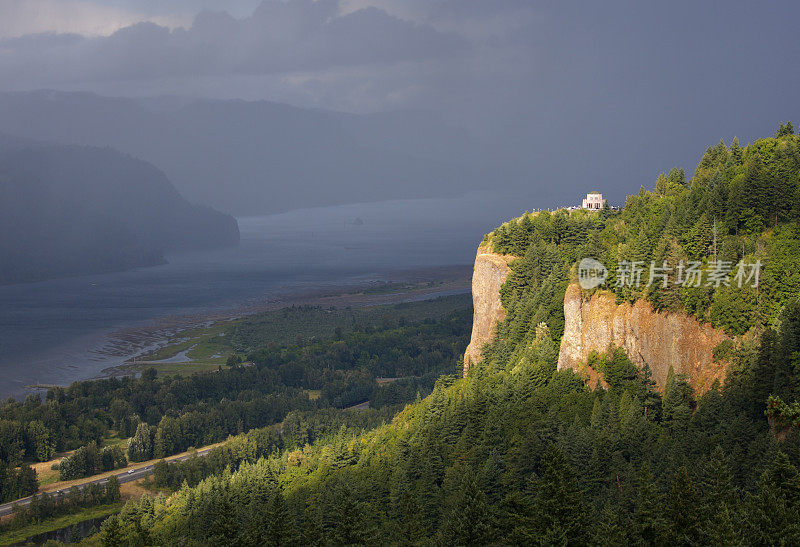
[
  {"xmin": 330, "ymin": 484, "xmax": 369, "ymax": 546},
  {"xmin": 439, "ymin": 472, "xmax": 495, "ymax": 546},
  {"xmin": 664, "ymin": 466, "xmax": 704, "ymax": 545},
  {"xmin": 212, "ymin": 490, "xmax": 241, "ymax": 545},
  {"xmin": 266, "ymin": 491, "xmax": 299, "ymax": 546},
  {"xmin": 698, "ymin": 447, "xmax": 739, "ymax": 545},
  {"xmin": 634, "ymin": 464, "xmax": 665, "ymax": 544},
  {"xmin": 776, "ymin": 121, "xmax": 795, "ymax": 137},
  {"xmin": 743, "ymin": 452, "xmax": 800, "ymax": 544},
  {"xmin": 770, "ymin": 144, "xmax": 798, "ymax": 224},
  {"xmin": 527, "ymin": 445, "xmax": 590, "ymax": 545},
  {"xmin": 729, "ymin": 136, "xmax": 743, "ymax": 165},
  {"xmin": 242, "ymin": 479, "xmax": 273, "ymax": 545},
  {"xmin": 662, "ymin": 374, "xmax": 694, "ymax": 432},
  {"xmin": 744, "ymin": 153, "xmax": 770, "ymax": 227},
  {"xmin": 100, "ymin": 515, "xmax": 124, "ymax": 547},
  {"xmin": 106, "ymin": 475, "xmax": 121, "ymax": 503},
  {"xmin": 595, "ymin": 502, "xmax": 631, "ymax": 545},
  {"xmin": 479, "ymin": 448, "xmax": 505, "ymax": 502},
  {"xmin": 301, "ymin": 499, "xmax": 325, "ymax": 547}
]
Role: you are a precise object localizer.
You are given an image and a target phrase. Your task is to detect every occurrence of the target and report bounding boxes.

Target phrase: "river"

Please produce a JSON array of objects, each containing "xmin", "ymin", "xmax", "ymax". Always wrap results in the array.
[{"xmin": 0, "ymin": 193, "xmax": 521, "ymax": 399}]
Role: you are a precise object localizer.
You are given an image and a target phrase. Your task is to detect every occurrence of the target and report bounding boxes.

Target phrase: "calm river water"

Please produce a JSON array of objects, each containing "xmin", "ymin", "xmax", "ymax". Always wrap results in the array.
[{"xmin": 0, "ymin": 194, "xmax": 521, "ymax": 399}]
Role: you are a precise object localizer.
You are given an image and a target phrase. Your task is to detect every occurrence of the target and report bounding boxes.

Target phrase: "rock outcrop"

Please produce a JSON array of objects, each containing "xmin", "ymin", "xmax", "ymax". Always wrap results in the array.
[
  {"xmin": 557, "ymin": 283, "xmax": 730, "ymax": 393},
  {"xmin": 463, "ymin": 244, "xmax": 514, "ymax": 375}
]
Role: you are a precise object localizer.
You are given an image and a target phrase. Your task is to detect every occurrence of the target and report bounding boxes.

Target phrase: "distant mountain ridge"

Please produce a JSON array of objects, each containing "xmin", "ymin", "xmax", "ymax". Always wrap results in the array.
[
  {"xmin": 0, "ymin": 134, "xmax": 239, "ymax": 284},
  {"xmin": 0, "ymin": 90, "xmax": 508, "ymax": 215}
]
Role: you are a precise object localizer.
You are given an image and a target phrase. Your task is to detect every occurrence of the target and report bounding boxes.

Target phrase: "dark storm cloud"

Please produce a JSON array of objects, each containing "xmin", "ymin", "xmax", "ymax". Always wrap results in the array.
[
  {"xmin": 1, "ymin": 0, "xmax": 800, "ymax": 210},
  {"xmin": 0, "ymin": 0, "xmax": 467, "ymax": 85}
]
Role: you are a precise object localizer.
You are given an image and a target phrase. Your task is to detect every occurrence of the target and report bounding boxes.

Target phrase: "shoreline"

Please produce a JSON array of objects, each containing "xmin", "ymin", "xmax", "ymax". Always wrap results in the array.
[{"xmin": 85, "ymin": 264, "xmax": 471, "ymax": 382}]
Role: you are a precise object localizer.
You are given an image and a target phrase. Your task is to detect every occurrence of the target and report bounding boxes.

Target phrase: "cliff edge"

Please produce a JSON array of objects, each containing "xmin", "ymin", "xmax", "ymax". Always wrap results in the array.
[
  {"xmin": 463, "ymin": 244, "xmax": 513, "ymax": 375},
  {"xmin": 557, "ymin": 283, "xmax": 730, "ymax": 393}
]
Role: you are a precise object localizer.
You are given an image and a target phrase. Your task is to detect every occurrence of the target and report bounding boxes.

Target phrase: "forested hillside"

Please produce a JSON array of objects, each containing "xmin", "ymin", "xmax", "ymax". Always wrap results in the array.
[
  {"xmin": 0, "ymin": 134, "xmax": 239, "ymax": 284},
  {"xmin": 0, "ymin": 297, "xmax": 469, "ymax": 507},
  {"xmin": 89, "ymin": 126, "xmax": 800, "ymax": 546}
]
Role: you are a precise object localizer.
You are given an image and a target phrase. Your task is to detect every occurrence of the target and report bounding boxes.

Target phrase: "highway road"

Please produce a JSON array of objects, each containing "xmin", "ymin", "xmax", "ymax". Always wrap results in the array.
[{"xmin": 0, "ymin": 447, "xmax": 215, "ymax": 517}]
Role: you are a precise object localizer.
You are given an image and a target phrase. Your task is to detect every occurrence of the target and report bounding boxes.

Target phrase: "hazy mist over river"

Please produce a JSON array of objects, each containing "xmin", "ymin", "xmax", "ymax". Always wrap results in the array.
[{"xmin": 0, "ymin": 193, "xmax": 524, "ymax": 399}]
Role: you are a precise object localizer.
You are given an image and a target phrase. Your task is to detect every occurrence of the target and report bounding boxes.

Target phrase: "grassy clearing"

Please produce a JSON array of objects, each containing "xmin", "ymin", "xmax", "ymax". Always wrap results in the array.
[
  {"xmin": 120, "ymin": 479, "xmax": 166, "ymax": 499},
  {"xmin": 0, "ymin": 503, "xmax": 122, "ymax": 545},
  {"xmin": 29, "ymin": 456, "xmax": 66, "ymax": 486},
  {"xmin": 37, "ymin": 470, "xmax": 60, "ymax": 487},
  {"xmin": 101, "ymin": 434, "xmax": 129, "ymax": 451},
  {"xmin": 186, "ymin": 334, "xmax": 229, "ymax": 360},
  {"xmin": 30, "ymin": 433, "xmax": 131, "ymax": 488},
  {"xmin": 140, "ymin": 323, "xmax": 232, "ymax": 361}
]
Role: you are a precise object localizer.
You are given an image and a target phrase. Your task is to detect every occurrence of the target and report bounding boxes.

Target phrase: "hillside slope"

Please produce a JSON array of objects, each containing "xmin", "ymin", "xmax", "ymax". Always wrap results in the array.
[{"xmin": 0, "ymin": 134, "xmax": 239, "ymax": 284}]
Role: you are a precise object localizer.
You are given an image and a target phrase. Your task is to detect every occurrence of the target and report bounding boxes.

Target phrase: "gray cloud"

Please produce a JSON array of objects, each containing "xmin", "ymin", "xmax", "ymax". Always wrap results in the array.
[
  {"xmin": 0, "ymin": 0, "xmax": 467, "ymax": 87},
  {"xmin": 0, "ymin": 0, "xmax": 185, "ymax": 38}
]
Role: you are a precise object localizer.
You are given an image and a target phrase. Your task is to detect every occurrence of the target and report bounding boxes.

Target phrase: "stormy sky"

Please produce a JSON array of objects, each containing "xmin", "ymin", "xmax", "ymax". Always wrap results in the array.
[{"xmin": 2, "ymin": 0, "xmax": 800, "ymax": 206}]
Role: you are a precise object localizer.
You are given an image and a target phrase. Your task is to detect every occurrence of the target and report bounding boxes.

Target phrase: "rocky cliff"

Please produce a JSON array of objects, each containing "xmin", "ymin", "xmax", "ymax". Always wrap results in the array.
[
  {"xmin": 463, "ymin": 242, "xmax": 732, "ymax": 392},
  {"xmin": 557, "ymin": 283, "xmax": 730, "ymax": 393},
  {"xmin": 463, "ymin": 244, "xmax": 513, "ymax": 375}
]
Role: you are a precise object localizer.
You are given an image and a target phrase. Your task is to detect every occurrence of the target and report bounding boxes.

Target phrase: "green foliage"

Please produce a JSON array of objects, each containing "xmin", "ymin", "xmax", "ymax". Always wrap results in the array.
[
  {"xmin": 95, "ymin": 126, "xmax": 800, "ymax": 542},
  {"xmin": 587, "ymin": 347, "xmax": 638, "ymax": 390},
  {"xmin": 126, "ymin": 422, "xmax": 154, "ymax": 463},
  {"xmin": 0, "ymin": 461, "xmax": 37, "ymax": 504},
  {"xmin": 526, "ymin": 445, "xmax": 590, "ymax": 544},
  {"xmin": 439, "ymin": 471, "xmax": 496, "ymax": 546},
  {"xmin": 59, "ymin": 442, "xmax": 127, "ymax": 480},
  {"xmin": 712, "ymin": 339, "xmax": 735, "ymax": 363},
  {"xmin": 228, "ymin": 294, "xmax": 470, "ymax": 352},
  {"xmin": 100, "ymin": 327, "xmax": 799, "ymax": 545},
  {"xmin": 766, "ymin": 395, "xmax": 800, "ymax": 429},
  {"xmin": 0, "ymin": 297, "xmax": 470, "ymax": 493},
  {"xmin": 487, "ymin": 132, "xmax": 800, "ymax": 341},
  {"xmin": 1, "ymin": 481, "xmax": 121, "ymax": 535},
  {"xmin": 742, "ymin": 452, "xmax": 800, "ymax": 544},
  {"xmin": 26, "ymin": 420, "xmax": 54, "ymax": 462},
  {"xmin": 0, "ymin": 503, "xmax": 121, "ymax": 546},
  {"xmin": 776, "ymin": 121, "xmax": 795, "ymax": 138}
]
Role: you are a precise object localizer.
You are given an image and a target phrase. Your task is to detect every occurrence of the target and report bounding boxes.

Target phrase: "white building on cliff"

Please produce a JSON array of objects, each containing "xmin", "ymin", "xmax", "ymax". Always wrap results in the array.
[{"xmin": 582, "ymin": 191, "xmax": 605, "ymax": 210}]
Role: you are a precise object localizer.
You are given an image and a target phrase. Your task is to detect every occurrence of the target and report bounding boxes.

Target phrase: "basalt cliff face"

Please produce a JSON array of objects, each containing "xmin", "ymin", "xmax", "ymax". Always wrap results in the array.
[
  {"xmin": 463, "ymin": 244, "xmax": 513, "ymax": 375},
  {"xmin": 463, "ymin": 242, "xmax": 731, "ymax": 392},
  {"xmin": 557, "ymin": 283, "xmax": 730, "ymax": 393}
]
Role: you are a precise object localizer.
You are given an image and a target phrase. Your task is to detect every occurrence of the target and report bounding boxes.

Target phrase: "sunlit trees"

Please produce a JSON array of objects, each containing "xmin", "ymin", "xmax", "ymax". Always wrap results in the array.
[
  {"xmin": 127, "ymin": 422, "xmax": 154, "ymax": 462},
  {"xmin": 59, "ymin": 442, "xmax": 126, "ymax": 480}
]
